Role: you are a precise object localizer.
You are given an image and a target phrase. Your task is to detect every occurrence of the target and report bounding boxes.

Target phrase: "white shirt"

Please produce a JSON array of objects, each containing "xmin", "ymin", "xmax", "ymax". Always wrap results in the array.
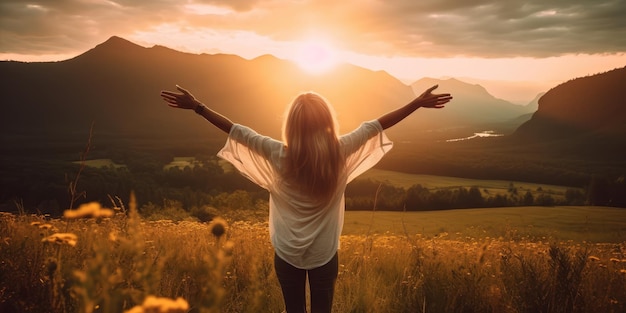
[{"xmin": 217, "ymin": 120, "xmax": 392, "ymax": 269}]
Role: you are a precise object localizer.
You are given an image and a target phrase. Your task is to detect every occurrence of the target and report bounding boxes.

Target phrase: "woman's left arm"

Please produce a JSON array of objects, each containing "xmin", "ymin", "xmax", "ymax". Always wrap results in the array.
[{"xmin": 161, "ymin": 85, "xmax": 233, "ymax": 134}]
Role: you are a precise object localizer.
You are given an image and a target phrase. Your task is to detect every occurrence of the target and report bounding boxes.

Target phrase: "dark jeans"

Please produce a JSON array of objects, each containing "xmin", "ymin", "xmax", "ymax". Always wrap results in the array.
[{"xmin": 274, "ymin": 252, "xmax": 339, "ymax": 313}]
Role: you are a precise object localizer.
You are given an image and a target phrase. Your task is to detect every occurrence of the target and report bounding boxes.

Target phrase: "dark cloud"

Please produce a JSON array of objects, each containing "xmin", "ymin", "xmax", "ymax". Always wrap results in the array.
[
  {"xmin": 1, "ymin": 0, "xmax": 625, "ymax": 58},
  {"xmin": 0, "ymin": 0, "xmax": 176, "ymax": 54},
  {"xmin": 365, "ymin": 0, "xmax": 626, "ymax": 57}
]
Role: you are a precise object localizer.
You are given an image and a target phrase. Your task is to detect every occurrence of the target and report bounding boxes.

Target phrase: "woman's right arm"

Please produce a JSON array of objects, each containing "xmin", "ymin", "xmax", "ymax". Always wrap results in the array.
[
  {"xmin": 377, "ymin": 85, "xmax": 452, "ymax": 130},
  {"xmin": 161, "ymin": 85, "xmax": 233, "ymax": 134}
]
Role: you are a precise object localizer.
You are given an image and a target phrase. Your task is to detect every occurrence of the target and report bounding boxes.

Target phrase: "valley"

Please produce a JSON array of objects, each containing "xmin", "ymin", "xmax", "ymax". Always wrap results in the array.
[{"xmin": 1, "ymin": 37, "xmax": 624, "ymax": 213}]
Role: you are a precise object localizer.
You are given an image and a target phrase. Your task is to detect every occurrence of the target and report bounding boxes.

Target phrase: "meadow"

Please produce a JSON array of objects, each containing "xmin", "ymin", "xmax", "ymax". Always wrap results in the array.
[
  {"xmin": 343, "ymin": 206, "xmax": 626, "ymax": 243},
  {"xmin": 359, "ymin": 169, "xmax": 573, "ymax": 199},
  {"xmin": 1, "ymin": 199, "xmax": 625, "ymax": 313}
]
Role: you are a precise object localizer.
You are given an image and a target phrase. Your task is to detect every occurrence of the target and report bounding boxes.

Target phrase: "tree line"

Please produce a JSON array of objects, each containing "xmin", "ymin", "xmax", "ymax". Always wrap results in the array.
[
  {"xmin": 345, "ymin": 179, "xmax": 592, "ymax": 211},
  {"xmin": 1, "ymin": 153, "xmax": 624, "ymax": 217}
]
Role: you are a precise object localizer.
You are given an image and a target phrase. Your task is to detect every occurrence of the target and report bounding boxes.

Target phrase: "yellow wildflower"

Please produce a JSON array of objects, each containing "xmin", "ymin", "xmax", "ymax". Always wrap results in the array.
[
  {"xmin": 108, "ymin": 231, "xmax": 118, "ymax": 242},
  {"xmin": 42, "ymin": 233, "xmax": 78, "ymax": 247},
  {"xmin": 38, "ymin": 223, "xmax": 54, "ymax": 230},
  {"xmin": 222, "ymin": 240, "xmax": 235, "ymax": 256},
  {"xmin": 64, "ymin": 202, "xmax": 114, "ymax": 219},
  {"xmin": 125, "ymin": 295, "xmax": 189, "ymax": 313}
]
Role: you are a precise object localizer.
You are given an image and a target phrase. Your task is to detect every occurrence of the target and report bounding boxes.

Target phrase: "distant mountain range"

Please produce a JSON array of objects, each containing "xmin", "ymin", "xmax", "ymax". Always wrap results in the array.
[
  {"xmin": 410, "ymin": 77, "xmax": 538, "ymax": 135},
  {"xmin": 0, "ymin": 36, "xmax": 624, "ymax": 159},
  {"xmin": 1, "ymin": 36, "xmax": 414, "ymax": 143},
  {"xmin": 1, "ymin": 36, "xmax": 534, "ymax": 143}
]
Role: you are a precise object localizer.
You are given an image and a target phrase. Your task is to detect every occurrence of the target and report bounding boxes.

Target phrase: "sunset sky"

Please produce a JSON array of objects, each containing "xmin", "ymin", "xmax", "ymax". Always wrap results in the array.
[{"xmin": 1, "ymin": 0, "xmax": 625, "ymax": 103}]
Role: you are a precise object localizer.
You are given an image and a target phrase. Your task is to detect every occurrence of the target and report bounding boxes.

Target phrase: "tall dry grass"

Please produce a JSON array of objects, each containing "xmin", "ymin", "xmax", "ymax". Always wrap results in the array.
[{"xmin": 1, "ymin": 204, "xmax": 625, "ymax": 313}]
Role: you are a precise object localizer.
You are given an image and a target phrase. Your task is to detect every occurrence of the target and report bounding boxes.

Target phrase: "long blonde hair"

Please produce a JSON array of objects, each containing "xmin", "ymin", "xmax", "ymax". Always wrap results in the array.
[{"xmin": 282, "ymin": 92, "xmax": 343, "ymax": 201}]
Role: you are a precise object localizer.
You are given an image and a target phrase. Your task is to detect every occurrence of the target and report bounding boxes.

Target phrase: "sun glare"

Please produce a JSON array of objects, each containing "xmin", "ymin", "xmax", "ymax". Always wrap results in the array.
[
  {"xmin": 184, "ymin": 3, "xmax": 233, "ymax": 15},
  {"xmin": 292, "ymin": 40, "xmax": 339, "ymax": 74}
]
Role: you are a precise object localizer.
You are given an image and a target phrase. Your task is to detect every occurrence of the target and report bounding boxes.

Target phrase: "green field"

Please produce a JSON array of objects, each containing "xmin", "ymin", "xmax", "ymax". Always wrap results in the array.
[
  {"xmin": 74, "ymin": 158, "xmax": 126, "ymax": 169},
  {"xmin": 163, "ymin": 156, "xmax": 199, "ymax": 170},
  {"xmin": 344, "ymin": 206, "xmax": 626, "ymax": 243},
  {"xmin": 358, "ymin": 168, "xmax": 576, "ymax": 197},
  {"xmin": 82, "ymin": 156, "xmax": 231, "ymax": 172}
]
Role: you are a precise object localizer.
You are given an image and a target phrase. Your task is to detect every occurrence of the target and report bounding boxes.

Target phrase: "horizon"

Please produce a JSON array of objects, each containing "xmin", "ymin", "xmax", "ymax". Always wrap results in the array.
[{"xmin": 1, "ymin": 1, "xmax": 625, "ymax": 103}]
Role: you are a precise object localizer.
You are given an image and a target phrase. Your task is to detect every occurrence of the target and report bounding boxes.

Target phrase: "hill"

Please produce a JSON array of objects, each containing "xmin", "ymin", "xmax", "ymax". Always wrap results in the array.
[{"xmin": 511, "ymin": 66, "xmax": 626, "ymax": 158}]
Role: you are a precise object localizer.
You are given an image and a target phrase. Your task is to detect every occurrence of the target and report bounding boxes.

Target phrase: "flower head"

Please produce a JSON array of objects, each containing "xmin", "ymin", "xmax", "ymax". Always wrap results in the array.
[
  {"xmin": 42, "ymin": 233, "xmax": 78, "ymax": 247},
  {"xmin": 125, "ymin": 295, "xmax": 189, "ymax": 313},
  {"xmin": 38, "ymin": 223, "xmax": 55, "ymax": 230},
  {"xmin": 210, "ymin": 217, "xmax": 228, "ymax": 238},
  {"xmin": 64, "ymin": 202, "xmax": 114, "ymax": 219},
  {"xmin": 222, "ymin": 240, "xmax": 235, "ymax": 256}
]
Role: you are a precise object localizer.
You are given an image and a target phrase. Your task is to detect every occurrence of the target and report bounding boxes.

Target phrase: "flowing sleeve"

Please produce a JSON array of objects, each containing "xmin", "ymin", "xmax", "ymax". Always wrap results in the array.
[
  {"xmin": 340, "ymin": 120, "xmax": 393, "ymax": 183},
  {"xmin": 217, "ymin": 124, "xmax": 283, "ymax": 190}
]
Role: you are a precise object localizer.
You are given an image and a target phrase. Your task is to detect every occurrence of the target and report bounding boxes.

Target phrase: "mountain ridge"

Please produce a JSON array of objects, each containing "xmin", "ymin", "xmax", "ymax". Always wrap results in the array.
[
  {"xmin": 0, "ymin": 37, "xmax": 522, "ymax": 134},
  {"xmin": 0, "ymin": 36, "xmax": 417, "ymax": 142},
  {"xmin": 410, "ymin": 77, "xmax": 536, "ymax": 132},
  {"xmin": 1, "ymin": 36, "xmax": 623, "ymax": 161}
]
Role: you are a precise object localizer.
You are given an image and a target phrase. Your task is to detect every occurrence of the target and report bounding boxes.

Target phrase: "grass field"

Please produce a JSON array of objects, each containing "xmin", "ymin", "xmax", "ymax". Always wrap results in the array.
[
  {"xmin": 343, "ymin": 206, "xmax": 626, "ymax": 243},
  {"xmin": 81, "ymin": 156, "xmax": 228, "ymax": 172},
  {"xmin": 1, "ymin": 202, "xmax": 625, "ymax": 313},
  {"xmin": 74, "ymin": 158, "xmax": 126, "ymax": 169},
  {"xmin": 359, "ymin": 168, "xmax": 576, "ymax": 198},
  {"xmin": 163, "ymin": 157, "xmax": 200, "ymax": 170}
]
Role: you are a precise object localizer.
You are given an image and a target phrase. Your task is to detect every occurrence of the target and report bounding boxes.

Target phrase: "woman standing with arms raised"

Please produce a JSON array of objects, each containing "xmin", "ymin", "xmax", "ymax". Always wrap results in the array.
[{"xmin": 161, "ymin": 85, "xmax": 451, "ymax": 313}]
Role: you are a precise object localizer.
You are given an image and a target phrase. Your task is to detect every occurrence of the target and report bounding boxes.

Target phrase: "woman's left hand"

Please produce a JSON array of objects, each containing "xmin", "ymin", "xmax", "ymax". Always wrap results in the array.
[{"xmin": 160, "ymin": 85, "xmax": 200, "ymax": 110}]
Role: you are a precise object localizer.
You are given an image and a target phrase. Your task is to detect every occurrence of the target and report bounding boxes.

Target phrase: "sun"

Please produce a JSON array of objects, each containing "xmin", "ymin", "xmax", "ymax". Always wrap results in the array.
[{"xmin": 292, "ymin": 40, "xmax": 339, "ymax": 74}]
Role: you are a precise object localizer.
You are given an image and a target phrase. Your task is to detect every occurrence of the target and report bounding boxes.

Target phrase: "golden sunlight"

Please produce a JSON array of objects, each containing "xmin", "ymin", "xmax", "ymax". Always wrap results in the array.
[
  {"xmin": 292, "ymin": 40, "xmax": 339, "ymax": 74},
  {"xmin": 184, "ymin": 3, "xmax": 234, "ymax": 15}
]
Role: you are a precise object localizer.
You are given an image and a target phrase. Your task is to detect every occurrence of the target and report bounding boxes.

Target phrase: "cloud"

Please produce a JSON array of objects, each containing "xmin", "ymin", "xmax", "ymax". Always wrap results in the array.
[
  {"xmin": 326, "ymin": 0, "xmax": 626, "ymax": 57},
  {"xmin": 1, "ymin": 0, "xmax": 625, "ymax": 58}
]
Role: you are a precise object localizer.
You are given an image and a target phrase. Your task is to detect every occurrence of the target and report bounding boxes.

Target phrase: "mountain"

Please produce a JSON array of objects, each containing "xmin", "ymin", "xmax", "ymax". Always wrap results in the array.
[
  {"xmin": 409, "ymin": 77, "xmax": 537, "ymax": 134},
  {"xmin": 512, "ymin": 66, "xmax": 626, "ymax": 157},
  {"xmin": 524, "ymin": 92, "xmax": 543, "ymax": 113},
  {"xmin": 0, "ymin": 36, "xmax": 415, "ymax": 146},
  {"xmin": 0, "ymin": 36, "xmax": 534, "ymax": 150},
  {"xmin": 453, "ymin": 76, "xmax": 550, "ymax": 105},
  {"xmin": 501, "ymin": 92, "xmax": 544, "ymax": 131}
]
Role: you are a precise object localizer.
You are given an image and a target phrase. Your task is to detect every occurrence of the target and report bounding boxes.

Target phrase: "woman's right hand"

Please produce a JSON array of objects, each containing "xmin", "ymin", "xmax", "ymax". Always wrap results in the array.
[{"xmin": 413, "ymin": 85, "xmax": 452, "ymax": 109}]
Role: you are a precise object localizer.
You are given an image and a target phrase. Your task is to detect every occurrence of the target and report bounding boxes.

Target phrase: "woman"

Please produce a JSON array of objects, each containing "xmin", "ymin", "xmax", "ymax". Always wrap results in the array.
[{"xmin": 160, "ymin": 85, "xmax": 452, "ymax": 313}]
